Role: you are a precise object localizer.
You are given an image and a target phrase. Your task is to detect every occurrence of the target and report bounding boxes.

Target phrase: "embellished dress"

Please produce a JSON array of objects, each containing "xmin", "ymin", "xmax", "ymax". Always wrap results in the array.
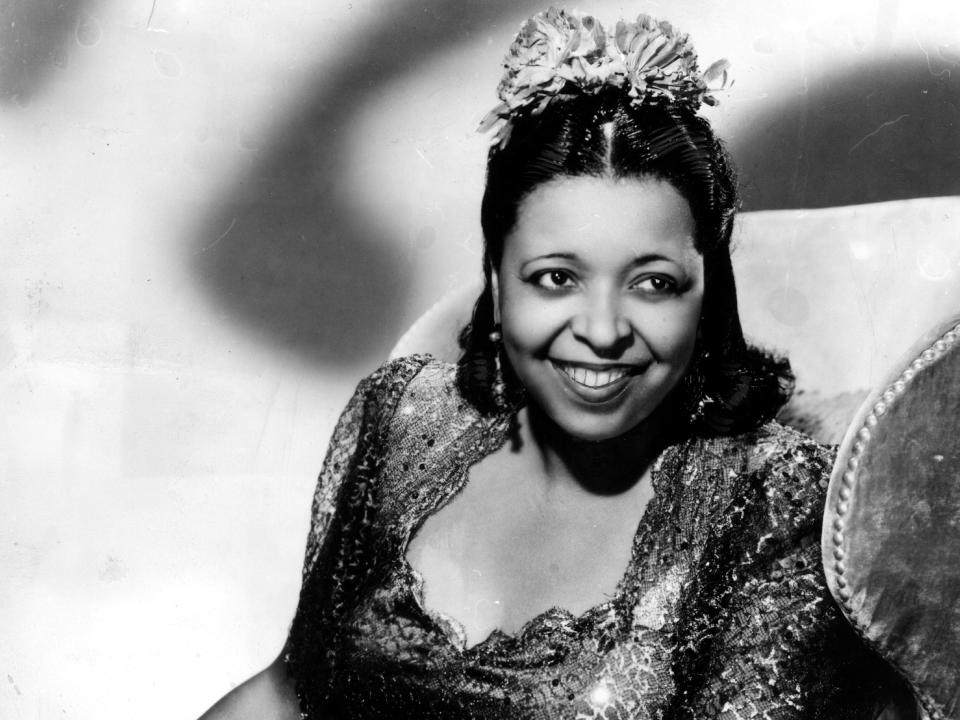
[{"xmin": 283, "ymin": 355, "xmax": 906, "ymax": 719}]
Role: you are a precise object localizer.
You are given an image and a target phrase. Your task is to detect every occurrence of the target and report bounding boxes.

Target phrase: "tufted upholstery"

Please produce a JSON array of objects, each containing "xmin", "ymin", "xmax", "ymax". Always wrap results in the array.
[
  {"xmin": 823, "ymin": 315, "xmax": 960, "ymax": 719},
  {"xmin": 391, "ymin": 196, "xmax": 960, "ymax": 445}
]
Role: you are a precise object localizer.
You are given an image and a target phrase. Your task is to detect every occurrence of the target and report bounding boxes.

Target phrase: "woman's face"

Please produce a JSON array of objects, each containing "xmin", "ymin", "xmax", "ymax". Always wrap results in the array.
[{"xmin": 495, "ymin": 176, "xmax": 704, "ymax": 442}]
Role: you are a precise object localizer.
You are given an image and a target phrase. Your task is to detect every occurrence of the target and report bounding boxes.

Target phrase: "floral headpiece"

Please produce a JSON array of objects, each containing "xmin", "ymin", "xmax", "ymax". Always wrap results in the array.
[{"xmin": 479, "ymin": 8, "xmax": 730, "ymax": 148}]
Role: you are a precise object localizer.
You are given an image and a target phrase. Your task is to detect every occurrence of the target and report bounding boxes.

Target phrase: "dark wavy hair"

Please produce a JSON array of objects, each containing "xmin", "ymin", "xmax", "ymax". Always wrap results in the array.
[{"xmin": 457, "ymin": 88, "xmax": 794, "ymax": 435}]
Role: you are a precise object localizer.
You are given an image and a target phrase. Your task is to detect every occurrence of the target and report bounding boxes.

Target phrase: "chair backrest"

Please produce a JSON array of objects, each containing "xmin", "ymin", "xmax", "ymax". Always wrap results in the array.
[{"xmin": 823, "ymin": 314, "xmax": 960, "ymax": 719}]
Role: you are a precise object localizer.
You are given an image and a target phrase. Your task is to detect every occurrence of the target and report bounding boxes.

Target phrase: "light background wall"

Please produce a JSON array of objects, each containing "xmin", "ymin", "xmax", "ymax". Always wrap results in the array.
[{"xmin": 1, "ymin": 0, "xmax": 958, "ymax": 718}]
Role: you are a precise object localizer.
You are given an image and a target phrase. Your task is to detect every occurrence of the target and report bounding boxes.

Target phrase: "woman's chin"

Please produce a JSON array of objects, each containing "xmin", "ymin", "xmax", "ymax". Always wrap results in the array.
[
  {"xmin": 540, "ymin": 407, "xmax": 651, "ymax": 444},
  {"xmin": 530, "ymin": 392, "xmax": 684, "ymax": 445}
]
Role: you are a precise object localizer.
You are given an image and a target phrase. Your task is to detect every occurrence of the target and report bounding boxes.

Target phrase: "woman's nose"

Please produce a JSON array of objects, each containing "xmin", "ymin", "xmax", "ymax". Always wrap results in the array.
[{"xmin": 570, "ymin": 291, "xmax": 632, "ymax": 355}]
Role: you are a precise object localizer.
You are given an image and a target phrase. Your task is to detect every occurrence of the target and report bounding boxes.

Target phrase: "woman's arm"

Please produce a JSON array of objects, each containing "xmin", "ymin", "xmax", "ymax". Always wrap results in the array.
[{"xmin": 197, "ymin": 656, "xmax": 301, "ymax": 720}]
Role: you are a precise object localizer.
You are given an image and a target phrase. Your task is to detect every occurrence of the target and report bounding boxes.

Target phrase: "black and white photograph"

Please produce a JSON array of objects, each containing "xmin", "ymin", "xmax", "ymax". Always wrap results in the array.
[{"xmin": 2, "ymin": 1, "xmax": 960, "ymax": 718}]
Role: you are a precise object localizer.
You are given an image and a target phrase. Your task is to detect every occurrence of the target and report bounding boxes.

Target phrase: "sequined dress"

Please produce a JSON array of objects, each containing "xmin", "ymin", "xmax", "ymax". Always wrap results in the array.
[{"xmin": 283, "ymin": 355, "xmax": 904, "ymax": 719}]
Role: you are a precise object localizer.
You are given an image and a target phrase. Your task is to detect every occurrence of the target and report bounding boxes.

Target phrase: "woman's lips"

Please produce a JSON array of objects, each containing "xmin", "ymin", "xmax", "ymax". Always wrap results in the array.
[{"xmin": 550, "ymin": 360, "xmax": 643, "ymax": 403}]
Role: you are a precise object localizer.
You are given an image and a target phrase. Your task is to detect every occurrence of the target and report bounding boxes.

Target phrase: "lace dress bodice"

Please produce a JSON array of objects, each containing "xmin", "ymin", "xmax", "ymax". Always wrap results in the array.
[{"xmin": 283, "ymin": 356, "xmax": 904, "ymax": 719}]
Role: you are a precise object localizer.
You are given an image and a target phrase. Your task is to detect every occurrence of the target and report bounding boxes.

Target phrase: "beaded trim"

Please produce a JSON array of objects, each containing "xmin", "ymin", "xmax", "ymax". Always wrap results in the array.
[{"xmin": 826, "ymin": 319, "xmax": 960, "ymax": 720}]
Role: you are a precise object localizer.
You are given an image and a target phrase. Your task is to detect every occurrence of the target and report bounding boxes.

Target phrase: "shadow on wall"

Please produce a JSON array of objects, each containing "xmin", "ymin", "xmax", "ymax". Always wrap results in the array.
[
  {"xmin": 189, "ymin": 0, "xmax": 532, "ymax": 370},
  {"xmin": 734, "ymin": 53, "xmax": 960, "ymax": 210},
  {"xmin": 194, "ymin": 29, "xmax": 960, "ymax": 369},
  {"xmin": 9, "ymin": 0, "xmax": 957, "ymax": 366},
  {"xmin": 0, "ymin": 0, "xmax": 98, "ymax": 106}
]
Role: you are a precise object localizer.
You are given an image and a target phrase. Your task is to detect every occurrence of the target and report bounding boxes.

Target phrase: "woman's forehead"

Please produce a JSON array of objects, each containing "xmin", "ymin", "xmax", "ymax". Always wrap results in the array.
[{"xmin": 507, "ymin": 176, "xmax": 699, "ymax": 265}]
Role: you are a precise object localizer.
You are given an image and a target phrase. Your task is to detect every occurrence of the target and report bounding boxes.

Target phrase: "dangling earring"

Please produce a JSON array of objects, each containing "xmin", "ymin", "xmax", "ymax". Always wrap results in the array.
[
  {"xmin": 683, "ymin": 350, "xmax": 708, "ymax": 426},
  {"xmin": 488, "ymin": 325, "xmax": 508, "ymax": 410},
  {"xmin": 488, "ymin": 323, "xmax": 522, "ymax": 448},
  {"xmin": 487, "ymin": 272, "xmax": 509, "ymax": 410},
  {"xmin": 685, "ymin": 376, "xmax": 706, "ymax": 425},
  {"xmin": 683, "ymin": 322, "xmax": 708, "ymax": 426}
]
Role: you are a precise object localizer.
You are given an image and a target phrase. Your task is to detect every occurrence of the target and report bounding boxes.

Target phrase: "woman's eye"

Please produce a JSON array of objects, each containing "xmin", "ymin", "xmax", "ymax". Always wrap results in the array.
[
  {"xmin": 632, "ymin": 275, "xmax": 677, "ymax": 294},
  {"xmin": 532, "ymin": 270, "xmax": 576, "ymax": 290}
]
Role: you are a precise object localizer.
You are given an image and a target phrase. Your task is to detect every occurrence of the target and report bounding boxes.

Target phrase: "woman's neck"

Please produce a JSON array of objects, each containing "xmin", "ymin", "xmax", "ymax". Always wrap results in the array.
[{"xmin": 516, "ymin": 404, "xmax": 677, "ymax": 496}]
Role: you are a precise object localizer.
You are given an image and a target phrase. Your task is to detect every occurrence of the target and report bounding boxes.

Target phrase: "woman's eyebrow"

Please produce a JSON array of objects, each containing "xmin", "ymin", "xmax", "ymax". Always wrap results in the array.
[
  {"xmin": 630, "ymin": 252, "xmax": 680, "ymax": 266},
  {"xmin": 519, "ymin": 252, "xmax": 578, "ymax": 269}
]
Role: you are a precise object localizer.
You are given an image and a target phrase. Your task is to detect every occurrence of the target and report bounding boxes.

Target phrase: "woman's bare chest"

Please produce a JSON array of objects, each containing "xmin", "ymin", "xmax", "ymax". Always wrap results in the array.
[{"xmin": 404, "ymin": 449, "xmax": 654, "ymax": 648}]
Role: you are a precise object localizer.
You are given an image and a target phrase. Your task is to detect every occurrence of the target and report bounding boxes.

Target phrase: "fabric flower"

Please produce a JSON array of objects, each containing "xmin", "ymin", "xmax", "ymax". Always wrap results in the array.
[
  {"xmin": 608, "ymin": 15, "xmax": 702, "ymax": 107},
  {"xmin": 479, "ymin": 8, "xmax": 730, "ymax": 147},
  {"xmin": 481, "ymin": 8, "xmax": 608, "ymax": 127}
]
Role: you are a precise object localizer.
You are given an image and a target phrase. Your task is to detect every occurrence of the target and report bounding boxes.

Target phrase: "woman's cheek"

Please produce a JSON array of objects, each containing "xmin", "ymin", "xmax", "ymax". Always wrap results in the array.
[
  {"xmin": 501, "ymin": 294, "xmax": 567, "ymax": 354},
  {"xmin": 628, "ymin": 300, "xmax": 700, "ymax": 360}
]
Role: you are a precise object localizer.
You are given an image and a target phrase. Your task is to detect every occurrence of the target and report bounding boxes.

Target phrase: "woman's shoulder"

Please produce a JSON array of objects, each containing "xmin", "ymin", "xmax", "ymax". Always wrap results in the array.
[
  {"xmin": 709, "ymin": 420, "xmax": 835, "ymax": 479},
  {"xmin": 707, "ymin": 421, "xmax": 836, "ymax": 535},
  {"xmin": 744, "ymin": 420, "xmax": 836, "ymax": 476},
  {"xmin": 348, "ymin": 354, "xmax": 452, "ymax": 409},
  {"xmin": 354, "ymin": 353, "xmax": 437, "ymax": 395},
  {"xmin": 358, "ymin": 356, "xmax": 484, "ymax": 519},
  {"xmin": 355, "ymin": 354, "xmax": 476, "ymax": 434}
]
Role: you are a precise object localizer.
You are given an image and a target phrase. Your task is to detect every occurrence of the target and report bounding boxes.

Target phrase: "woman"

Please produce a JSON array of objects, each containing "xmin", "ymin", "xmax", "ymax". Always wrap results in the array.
[{"xmin": 201, "ymin": 9, "xmax": 916, "ymax": 719}]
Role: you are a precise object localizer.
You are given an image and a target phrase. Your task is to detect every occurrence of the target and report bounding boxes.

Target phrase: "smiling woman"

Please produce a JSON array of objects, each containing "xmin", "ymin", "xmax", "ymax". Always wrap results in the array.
[
  {"xmin": 200, "ymin": 8, "xmax": 918, "ymax": 720},
  {"xmin": 496, "ymin": 176, "xmax": 702, "ymax": 442}
]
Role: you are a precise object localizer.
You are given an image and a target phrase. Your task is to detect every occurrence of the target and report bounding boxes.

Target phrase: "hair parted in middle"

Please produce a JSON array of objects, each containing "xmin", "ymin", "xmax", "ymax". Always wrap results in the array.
[{"xmin": 456, "ymin": 87, "xmax": 794, "ymax": 435}]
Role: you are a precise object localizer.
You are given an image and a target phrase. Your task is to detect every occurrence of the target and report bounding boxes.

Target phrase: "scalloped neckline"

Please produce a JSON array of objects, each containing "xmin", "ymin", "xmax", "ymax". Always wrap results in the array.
[{"xmin": 398, "ymin": 409, "xmax": 676, "ymax": 653}]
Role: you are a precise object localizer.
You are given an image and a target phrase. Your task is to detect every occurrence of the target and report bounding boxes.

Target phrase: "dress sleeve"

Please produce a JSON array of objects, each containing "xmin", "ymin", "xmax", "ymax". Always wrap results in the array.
[
  {"xmin": 668, "ymin": 427, "xmax": 911, "ymax": 719},
  {"xmin": 281, "ymin": 355, "xmax": 430, "ymax": 718},
  {"xmin": 298, "ymin": 374, "xmax": 374, "ymax": 584}
]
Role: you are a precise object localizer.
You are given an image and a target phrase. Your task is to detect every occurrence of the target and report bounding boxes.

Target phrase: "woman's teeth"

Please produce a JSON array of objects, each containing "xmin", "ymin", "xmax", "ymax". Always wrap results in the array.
[{"xmin": 555, "ymin": 363, "xmax": 630, "ymax": 388}]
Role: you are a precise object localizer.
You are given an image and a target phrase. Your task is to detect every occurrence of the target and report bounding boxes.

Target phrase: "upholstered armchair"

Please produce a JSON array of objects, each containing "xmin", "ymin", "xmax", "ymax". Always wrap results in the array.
[{"xmin": 390, "ymin": 197, "xmax": 960, "ymax": 719}]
